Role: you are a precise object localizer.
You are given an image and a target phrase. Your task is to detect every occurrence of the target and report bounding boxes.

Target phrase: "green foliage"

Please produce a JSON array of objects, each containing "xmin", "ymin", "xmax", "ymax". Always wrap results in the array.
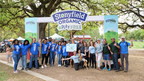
[
  {"xmin": 25, "ymin": 32, "xmax": 37, "ymax": 42},
  {"xmin": 105, "ymin": 30, "xmax": 118, "ymax": 43}
]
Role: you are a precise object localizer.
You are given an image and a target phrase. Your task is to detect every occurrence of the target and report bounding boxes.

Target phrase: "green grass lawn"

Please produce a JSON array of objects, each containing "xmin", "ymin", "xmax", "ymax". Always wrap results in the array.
[
  {"xmin": 131, "ymin": 41, "xmax": 144, "ymax": 49},
  {"xmin": 0, "ymin": 71, "xmax": 8, "ymax": 81}
]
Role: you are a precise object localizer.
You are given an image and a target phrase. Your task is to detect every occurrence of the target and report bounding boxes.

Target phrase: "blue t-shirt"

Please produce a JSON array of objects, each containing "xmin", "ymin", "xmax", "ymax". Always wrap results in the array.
[
  {"xmin": 62, "ymin": 45, "xmax": 68, "ymax": 56},
  {"xmin": 41, "ymin": 43, "xmax": 49, "ymax": 54},
  {"xmin": 119, "ymin": 41, "xmax": 130, "ymax": 54},
  {"xmin": 30, "ymin": 42, "xmax": 40, "ymax": 55},
  {"xmin": 57, "ymin": 45, "xmax": 62, "ymax": 54},
  {"xmin": 12, "ymin": 45, "xmax": 21, "ymax": 54},
  {"xmin": 21, "ymin": 44, "xmax": 31, "ymax": 55},
  {"xmin": 50, "ymin": 43, "xmax": 57, "ymax": 52},
  {"xmin": 70, "ymin": 55, "xmax": 79, "ymax": 63},
  {"xmin": 47, "ymin": 42, "xmax": 52, "ymax": 48}
]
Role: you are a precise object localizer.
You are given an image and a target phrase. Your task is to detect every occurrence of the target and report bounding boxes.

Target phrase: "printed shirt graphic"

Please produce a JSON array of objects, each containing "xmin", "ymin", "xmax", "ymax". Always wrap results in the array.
[
  {"xmin": 30, "ymin": 42, "xmax": 40, "ymax": 55},
  {"xmin": 62, "ymin": 45, "xmax": 68, "ymax": 56},
  {"xmin": 41, "ymin": 43, "xmax": 49, "ymax": 54},
  {"xmin": 57, "ymin": 45, "xmax": 62, "ymax": 54},
  {"xmin": 21, "ymin": 44, "xmax": 31, "ymax": 55},
  {"xmin": 50, "ymin": 43, "xmax": 57, "ymax": 52},
  {"xmin": 13, "ymin": 45, "xmax": 21, "ymax": 54}
]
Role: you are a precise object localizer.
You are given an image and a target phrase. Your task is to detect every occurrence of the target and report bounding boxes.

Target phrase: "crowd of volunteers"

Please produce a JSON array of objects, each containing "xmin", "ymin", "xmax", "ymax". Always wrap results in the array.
[{"xmin": 4, "ymin": 37, "xmax": 133, "ymax": 73}]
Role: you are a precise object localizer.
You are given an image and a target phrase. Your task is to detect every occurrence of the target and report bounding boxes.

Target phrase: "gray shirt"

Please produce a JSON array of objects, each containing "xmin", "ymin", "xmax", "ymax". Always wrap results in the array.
[{"xmin": 95, "ymin": 43, "xmax": 103, "ymax": 53}]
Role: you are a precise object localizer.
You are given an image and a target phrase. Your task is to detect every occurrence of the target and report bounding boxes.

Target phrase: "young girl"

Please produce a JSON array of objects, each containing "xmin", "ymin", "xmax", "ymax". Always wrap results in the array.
[
  {"xmin": 21, "ymin": 40, "xmax": 31, "ymax": 70},
  {"xmin": 12, "ymin": 39, "xmax": 21, "ymax": 73},
  {"xmin": 57, "ymin": 41, "xmax": 62, "ymax": 66},
  {"xmin": 88, "ymin": 41, "xmax": 96, "ymax": 68},
  {"xmin": 41, "ymin": 39, "xmax": 49, "ymax": 68},
  {"xmin": 6, "ymin": 44, "xmax": 12, "ymax": 63}
]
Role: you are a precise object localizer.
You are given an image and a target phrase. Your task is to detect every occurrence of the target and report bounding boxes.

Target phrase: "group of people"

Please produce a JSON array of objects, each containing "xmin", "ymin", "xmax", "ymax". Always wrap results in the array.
[{"xmin": 5, "ymin": 37, "xmax": 133, "ymax": 73}]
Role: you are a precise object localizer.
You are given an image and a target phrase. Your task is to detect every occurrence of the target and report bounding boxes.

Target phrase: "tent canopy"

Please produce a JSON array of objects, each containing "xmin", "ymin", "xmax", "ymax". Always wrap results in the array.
[
  {"xmin": 17, "ymin": 37, "xmax": 25, "ymax": 40},
  {"xmin": 48, "ymin": 33, "xmax": 64, "ymax": 39}
]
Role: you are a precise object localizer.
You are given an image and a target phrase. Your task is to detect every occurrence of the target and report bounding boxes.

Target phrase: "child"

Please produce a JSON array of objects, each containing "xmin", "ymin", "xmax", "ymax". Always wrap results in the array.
[
  {"xmin": 57, "ymin": 41, "xmax": 62, "ymax": 66},
  {"xmin": 6, "ymin": 44, "xmax": 12, "ymax": 63}
]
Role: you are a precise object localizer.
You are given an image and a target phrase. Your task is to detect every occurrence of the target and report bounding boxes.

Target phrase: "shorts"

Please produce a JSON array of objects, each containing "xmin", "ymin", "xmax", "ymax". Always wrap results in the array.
[
  {"xmin": 103, "ymin": 54, "xmax": 110, "ymax": 60},
  {"xmin": 7, "ymin": 54, "xmax": 12, "ymax": 59}
]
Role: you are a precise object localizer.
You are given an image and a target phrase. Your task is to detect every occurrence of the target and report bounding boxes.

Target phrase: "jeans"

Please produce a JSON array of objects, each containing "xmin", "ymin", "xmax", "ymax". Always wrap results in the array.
[
  {"xmin": 62, "ymin": 56, "xmax": 69, "ymax": 67},
  {"xmin": 45, "ymin": 51, "xmax": 50, "ymax": 65},
  {"xmin": 121, "ymin": 54, "xmax": 129, "ymax": 71},
  {"xmin": 57, "ymin": 54, "xmax": 62, "ymax": 65},
  {"xmin": 12, "ymin": 54, "xmax": 20, "ymax": 71},
  {"xmin": 29, "ymin": 54, "xmax": 38, "ymax": 68},
  {"xmin": 22, "ymin": 55, "xmax": 27, "ymax": 69},
  {"xmin": 112, "ymin": 54, "xmax": 119, "ymax": 70},
  {"xmin": 50, "ymin": 52, "xmax": 55, "ymax": 65}
]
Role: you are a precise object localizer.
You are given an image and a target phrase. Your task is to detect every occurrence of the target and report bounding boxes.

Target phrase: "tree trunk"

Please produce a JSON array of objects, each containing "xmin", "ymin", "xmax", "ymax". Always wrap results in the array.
[{"xmin": 39, "ymin": 23, "xmax": 47, "ymax": 39}]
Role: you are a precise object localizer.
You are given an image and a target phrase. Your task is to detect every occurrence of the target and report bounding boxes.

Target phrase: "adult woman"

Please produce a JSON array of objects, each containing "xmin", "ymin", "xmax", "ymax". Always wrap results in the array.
[
  {"xmin": 41, "ymin": 39, "xmax": 49, "ymax": 68},
  {"xmin": 88, "ymin": 41, "xmax": 96, "ymax": 68},
  {"xmin": 57, "ymin": 41, "xmax": 62, "ymax": 66},
  {"xmin": 21, "ymin": 40, "xmax": 31, "ymax": 70},
  {"xmin": 95, "ymin": 39, "xmax": 103, "ymax": 70},
  {"xmin": 12, "ymin": 39, "xmax": 21, "ymax": 73},
  {"xmin": 83, "ymin": 42, "xmax": 89, "ymax": 67},
  {"xmin": 102, "ymin": 39, "xmax": 111, "ymax": 71}
]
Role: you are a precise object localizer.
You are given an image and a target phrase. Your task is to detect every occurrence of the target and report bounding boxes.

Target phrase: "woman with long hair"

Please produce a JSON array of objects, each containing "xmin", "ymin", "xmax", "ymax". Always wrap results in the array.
[
  {"xmin": 21, "ymin": 40, "xmax": 31, "ymax": 71},
  {"xmin": 12, "ymin": 39, "xmax": 21, "ymax": 73}
]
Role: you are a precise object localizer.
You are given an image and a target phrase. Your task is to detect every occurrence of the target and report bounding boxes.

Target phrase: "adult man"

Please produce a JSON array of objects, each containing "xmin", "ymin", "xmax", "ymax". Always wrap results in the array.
[
  {"xmin": 109, "ymin": 38, "xmax": 120, "ymax": 72},
  {"xmin": 119, "ymin": 36, "xmax": 133, "ymax": 72}
]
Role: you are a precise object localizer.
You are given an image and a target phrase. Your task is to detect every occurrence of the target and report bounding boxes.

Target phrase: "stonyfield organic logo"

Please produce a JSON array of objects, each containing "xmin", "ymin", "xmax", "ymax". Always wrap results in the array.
[
  {"xmin": 26, "ymin": 21, "xmax": 35, "ymax": 24},
  {"xmin": 106, "ymin": 19, "xmax": 116, "ymax": 23},
  {"xmin": 52, "ymin": 10, "xmax": 88, "ymax": 31}
]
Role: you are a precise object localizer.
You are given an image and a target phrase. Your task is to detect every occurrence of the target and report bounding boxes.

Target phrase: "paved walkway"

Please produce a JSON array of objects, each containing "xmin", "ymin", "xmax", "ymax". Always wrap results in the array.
[{"xmin": 0, "ymin": 60, "xmax": 59, "ymax": 81}]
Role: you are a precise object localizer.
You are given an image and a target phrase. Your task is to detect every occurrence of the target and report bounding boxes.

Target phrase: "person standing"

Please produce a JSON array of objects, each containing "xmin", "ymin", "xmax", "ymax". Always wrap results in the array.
[
  {"xmin": 49, "ymin": 40, "xmax": 57, "ymax": 66},
  {"xmin": 88, "ymin": 41, "xmax": 96, "ymax": 68},
  {"xmin": 119, "ymin": 36, "xmax": 133, "ymax": 72},
  {"xmin": 102, "ymin": 39, "xmax": 112, "ymax": 71},
  {"xmin": 109, "ymin": 38, "xmax": 120, "ymax": 72},
  {"xmin": 95, "ymin": 39, "xmax": 103, "ymax": 70},
  {"xmin": 29, "ymin": 38, "xmax": 40, "ymax": 69},
  {"xmin": 6, "ymin": 44, "xmax": 12, "ymax": 63},
  {"xmin": 41, "ymin": 39, "xmax": 49, "ymax": 68},
  {"xmin": 57, "ymin": 41, "xmax": 62, "ymax": 66},
  {"xmin": 46, "ymin": 37, "xmax": 52, "ymax": 65},
  {"xmin": 12, "ymin": 39, "xmax": 21, "ymax": 73},
  {"xmin": 62, "ymin": 41, "xmax": 69, "ymax": 67},
  {"xmin": 21, "ymin": 40, "xmax": 31, "ymax": 71}
]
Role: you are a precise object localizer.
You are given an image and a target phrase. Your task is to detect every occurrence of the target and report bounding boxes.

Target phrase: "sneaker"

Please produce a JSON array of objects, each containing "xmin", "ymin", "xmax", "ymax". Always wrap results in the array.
[
  {"xmin": 102, "ymin": 67, "xmax": 107, "ymax": 70},
  {"xmin": 108, "ymin": 68, "xmax": 111, "ymax": 71},
  {"xmin": 14, "ymin": 70, "xmax": 18, "ymax": 73},
  {"xmin": 41, "ymin": 66, "xmax": 44, "ymax": 68},
  {"xmin": 124, "ymin": 70, "xmax": 128, "ymax": 72},
  {"xmin": 44, "ymin": 65, "xmax": 47, "ymax": 67},
  {"xmin": 58, "ymin": 64, "xmax": 61, "ymax": 67}
]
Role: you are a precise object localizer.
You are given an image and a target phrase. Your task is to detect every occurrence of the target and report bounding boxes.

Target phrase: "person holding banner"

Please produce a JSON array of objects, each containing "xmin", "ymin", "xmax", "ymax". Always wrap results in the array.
[
  {"xmin": 20, "ymin": 40, "xmax": 31, "ymax": 71},
  {"xmin": 41, "ymin": 39, "xmax": 49, "ymax": 68},
  {"xmin": 49, "ymin": 40, "xmax": 57, "ymax": 66},
  {"xmin": 12, "ymin": 39, "xmax": 21, "ymax": 73},
  {"xmin": 29, "ymin": 38, "xmax": 41, "ymax": 69},
  {"xmin": 95, "ymin": 39, "xmax": 103, "ymax": 70}
]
